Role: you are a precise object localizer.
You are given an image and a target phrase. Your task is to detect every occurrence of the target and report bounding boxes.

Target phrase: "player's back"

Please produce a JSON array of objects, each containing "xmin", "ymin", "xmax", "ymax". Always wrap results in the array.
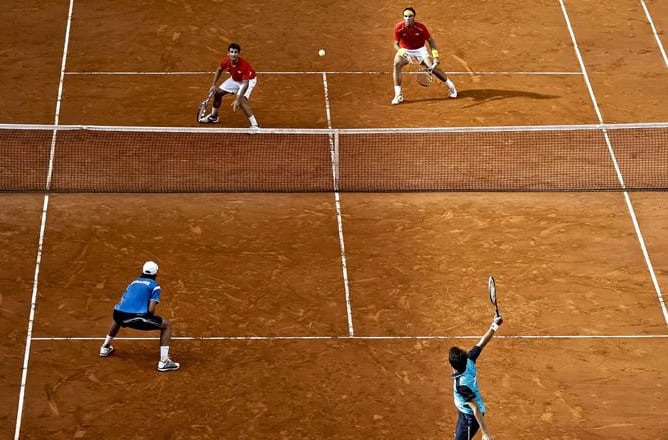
[{"xmin": 115, "ymin": 277, "xmax": 159, "ymax": 314}]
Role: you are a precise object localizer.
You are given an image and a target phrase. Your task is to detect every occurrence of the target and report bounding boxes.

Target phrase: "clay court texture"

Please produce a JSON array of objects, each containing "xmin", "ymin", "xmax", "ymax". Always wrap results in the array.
[{"xmin": 1, "ymin": 0, "xmax": 668, "ymax": 439}]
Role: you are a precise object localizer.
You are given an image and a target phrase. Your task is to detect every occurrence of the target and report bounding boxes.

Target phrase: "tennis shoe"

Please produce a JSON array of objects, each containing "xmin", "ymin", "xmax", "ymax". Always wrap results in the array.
[
  {"xmin": 99, "ymin": 345, "xmax": 114, "ymax": 357},
  {"xmin": 157, "ymin": 358, "xmax": 180, "ymax": 372},
  {"xmin": 391, "ymin": 94, "xmax": 404, "ymax": 105},
  {"xmin": 200, "ymin": 113, "xmax": 219, "ymax": 123},
  {"xmin": 249, "ymin": 125, "xmax": 260, "ymax": 135},
  {"xmin": 448, "ymin": 84, "xmax": 458, "ymax": 99}
]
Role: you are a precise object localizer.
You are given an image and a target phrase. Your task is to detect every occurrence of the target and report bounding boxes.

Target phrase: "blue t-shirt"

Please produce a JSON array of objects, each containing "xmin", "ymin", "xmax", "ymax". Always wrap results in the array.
[
  {"xmin": 114, "ymin": 276, "xmax": 161, "ymax": 314},
  {"xmin": 451, "ymin": 345, "xmax": 486, "ymax": 415}
]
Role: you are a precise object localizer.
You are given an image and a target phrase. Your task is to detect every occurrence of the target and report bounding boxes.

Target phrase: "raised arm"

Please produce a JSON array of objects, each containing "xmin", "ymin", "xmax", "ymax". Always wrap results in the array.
[{"xmin": 476, "ymin": 316, "xmax": 503, "ymax": 350}]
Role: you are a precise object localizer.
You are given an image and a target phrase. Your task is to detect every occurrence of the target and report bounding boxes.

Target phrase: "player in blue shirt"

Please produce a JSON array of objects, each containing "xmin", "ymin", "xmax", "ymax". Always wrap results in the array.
[
  {"xmin": 99, "ymin": 261, "xmax": 180, "ymax": 372},
  {"xmin": 448, "ymin": 315, "xmax": 503, "ymax": 440}
]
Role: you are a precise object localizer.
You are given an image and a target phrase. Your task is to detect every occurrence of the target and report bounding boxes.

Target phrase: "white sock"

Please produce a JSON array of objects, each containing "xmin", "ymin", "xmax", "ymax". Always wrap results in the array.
[
  {"xmin": 394, "ymin": 86, "xmax": 402, "ymax": 96},
  {"xmin": 249, "ymin": 115, "xmax": 258, "ymax": 127},
  {"xmin": 103, "ymin": 335, "xmax": 114, "ymax": 346},
  {"xmin": 446, "ymin": 79, "xmax": 455, "ymax": 89},
  {"xmin": 160, "ymin": 346, "xmax": 169, "ymax": 361}
]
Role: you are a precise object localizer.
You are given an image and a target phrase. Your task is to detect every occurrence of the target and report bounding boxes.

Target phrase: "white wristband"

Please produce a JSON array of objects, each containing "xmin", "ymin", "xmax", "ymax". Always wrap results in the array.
[{"xmin": 490, "ymin": 322, "xmax": 499, "ymax": 331}]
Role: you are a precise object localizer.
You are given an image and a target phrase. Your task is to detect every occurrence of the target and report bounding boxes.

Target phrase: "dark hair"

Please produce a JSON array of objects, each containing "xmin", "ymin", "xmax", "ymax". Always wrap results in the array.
[
  {"xmin": 228, "ymin": 42, "xmax": 241, "ymax": 52},
  {"xmin": 449, "ymin": 347, "xmax": 468, "ymax": 373},
  {"xmin": 403, "ymin": 7, "xmax": 416, "ymax": 16}
]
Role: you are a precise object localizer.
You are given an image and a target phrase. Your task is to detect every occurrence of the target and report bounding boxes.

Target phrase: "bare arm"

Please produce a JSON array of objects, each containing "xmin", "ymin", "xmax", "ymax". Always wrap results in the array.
[
  {"xmin": 210, "ymin": 67, "xmax": 223, "ymax": 91},
  {"xmin": 426, "ymin": 36, "xmax": 440, "ymax": 65},
  {"xmin": 476, "ymin": 316, "xmax": 503, "ymax": 350},
  {"xmin": 467, "ymin": 400, "xmax": 494, "ymax": 440},
  {"xmin": 148, "ymin": 299, "xmax": 158, "ymax": 315},
  {"xmin": 232, "ymin": 80, "xmax": 249, "ymax": 111}
]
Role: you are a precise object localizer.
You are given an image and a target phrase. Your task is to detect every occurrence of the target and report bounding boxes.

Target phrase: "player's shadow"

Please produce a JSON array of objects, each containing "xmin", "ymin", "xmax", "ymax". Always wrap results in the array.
[
  {"xmin": 458, "ymin": 89, "xmax": 559, "ymax": 108},
  {"xmin": 408, "ymin": 89, "xmax": 558, "ymax": 107}
]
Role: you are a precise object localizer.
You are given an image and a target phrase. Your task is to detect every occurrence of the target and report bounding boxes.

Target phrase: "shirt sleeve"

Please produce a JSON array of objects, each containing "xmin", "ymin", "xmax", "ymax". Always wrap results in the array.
[
  {"xmin": 468, "ymin": 345, "xmax": 482, "ymax": 363},
  {"xmin": 393, "ymin": 23, "xmax": 401, "ymax": 42},
  {"xmin": 151, "ymin": 285, "xmax": 161, "ymax": 303}
]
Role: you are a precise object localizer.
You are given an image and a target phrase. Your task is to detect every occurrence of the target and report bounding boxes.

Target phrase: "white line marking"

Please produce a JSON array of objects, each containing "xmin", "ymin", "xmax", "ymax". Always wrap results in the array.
[
  {"xmin": 559, "ymin": 0, "xmax": 668, "ymax": 326},
  {"xmin": 640, "ymin": 0, "xmax": 668, "ymax": 68},
  {"xmin": 14, "ymin": 2, "xmax": 74, "ymax": 438},
  {"xmin": 63, "ymin": 70, "xmax": 582, "ymax": 76},
  {"xmin": 30, "ymin": 334, "xmax": 668, "ymax": 341},
  {"xmin": 322, "ymin": 72, "xmax": 354, "ymax": 336}
]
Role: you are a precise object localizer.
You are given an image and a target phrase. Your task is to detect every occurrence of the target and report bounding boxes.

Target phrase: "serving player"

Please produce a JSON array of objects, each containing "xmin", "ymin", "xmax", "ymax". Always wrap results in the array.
[{"xmin": 392, "ymin": 7, "xmax": 457, "ymax": 104}]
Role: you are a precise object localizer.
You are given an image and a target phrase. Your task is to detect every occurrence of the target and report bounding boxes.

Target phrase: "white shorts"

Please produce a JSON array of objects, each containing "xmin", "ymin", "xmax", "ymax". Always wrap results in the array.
[
  {"xmin": 401, "ymin": 46, "xmax": 430, "ymax": 64},
  {"xmin": 219, "ymin": 77, "xmax": 257, "ymax": 99}
]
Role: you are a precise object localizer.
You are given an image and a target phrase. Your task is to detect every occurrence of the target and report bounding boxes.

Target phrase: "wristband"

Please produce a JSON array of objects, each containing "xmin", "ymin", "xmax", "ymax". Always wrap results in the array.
[
  {"xmin": 490, "ymin": 322, "xmax": 499, "ymax": 331},
  {"xmin": 431, "ymin": 49, "xmax": 439, "ymax": 58},
  {"xmin": 398, "ymin": 48, "xmax": 406, "ymax": 56}
]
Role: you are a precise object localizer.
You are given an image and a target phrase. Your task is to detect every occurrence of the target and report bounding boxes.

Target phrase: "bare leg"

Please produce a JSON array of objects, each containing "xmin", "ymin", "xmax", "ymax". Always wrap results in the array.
[
  {"xmin": 101, "ymin": 321, "xmax": 120, "ymax": 348},
  {"xmin": 159, "ymin": 319, "xmax": 172, "ymax": 346},
  {"xmin": 392, "ymin": 55, "xmax": 408, "ymax": 104}
]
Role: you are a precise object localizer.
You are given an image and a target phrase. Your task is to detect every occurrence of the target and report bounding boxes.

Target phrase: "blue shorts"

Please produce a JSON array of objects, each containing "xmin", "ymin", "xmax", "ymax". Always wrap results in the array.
[
  {"xmin": 113, "ymin": 309, "xmax": 163, "ymax": 331},
  {"xmin": 454, "ymin": 411, "xmax": 480, "ymax": 440}
]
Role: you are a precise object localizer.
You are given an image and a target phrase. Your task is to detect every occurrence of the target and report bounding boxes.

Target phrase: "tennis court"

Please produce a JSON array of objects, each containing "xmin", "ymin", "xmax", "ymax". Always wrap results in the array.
[{"xmin": 1, "ymin": 0, "xmax": 668, "ymax": 439}]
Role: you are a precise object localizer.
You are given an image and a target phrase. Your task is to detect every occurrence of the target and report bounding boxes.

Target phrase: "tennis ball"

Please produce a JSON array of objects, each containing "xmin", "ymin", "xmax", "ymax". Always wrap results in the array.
[{"xmin": 318, "ymin": 49, "xmax": 326, "ymax": 57}]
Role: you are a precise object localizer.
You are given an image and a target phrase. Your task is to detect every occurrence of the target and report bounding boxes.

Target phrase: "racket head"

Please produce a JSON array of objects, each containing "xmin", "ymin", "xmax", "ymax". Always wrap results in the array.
[
  {"xmin": 488, "ymin": 276, "xmax": 497, "ymax": 305},
  {"xmin": 415, "ymin": 69, "xmax": 432, "ymax": 87},
  {"xmin": 197, "ymin": 101, "xmax": 208, "ymax": 122},
  {"xmin": 197, "ymin": 90, "xmax": 215, "ymax": 122},
  {"xmin": 407, "ymin": 57, "xmax": 432, "ymax": 87}
]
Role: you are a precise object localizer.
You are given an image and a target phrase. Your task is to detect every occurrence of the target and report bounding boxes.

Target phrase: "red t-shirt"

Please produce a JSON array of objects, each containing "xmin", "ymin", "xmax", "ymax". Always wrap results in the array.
[
  {"xmin": 394, "ymin": 21, "xmax": 431, "ymax": 49},
  {"xmin": 219, "ymin": 57, "xmax": 257, "ymax": 81}
]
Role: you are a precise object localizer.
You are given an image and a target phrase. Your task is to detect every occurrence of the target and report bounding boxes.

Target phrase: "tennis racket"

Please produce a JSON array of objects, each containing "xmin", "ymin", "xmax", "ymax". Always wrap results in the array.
[
  {"xmin": 197, "ymin": 89, "xmax": 215, "ymax": 123},
  {"xmin": 488, "ymin": 276, "xmax": 501, "ymax": 318},
  {"xmin": 407, "ymin": 57, "xmax": 433, "ymax": 87}
]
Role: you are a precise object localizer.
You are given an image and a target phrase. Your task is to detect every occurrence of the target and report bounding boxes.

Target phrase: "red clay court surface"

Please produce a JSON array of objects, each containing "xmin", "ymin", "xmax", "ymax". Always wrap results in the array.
[{"xmin": 1, "ymin": 1, "xmax": 668, "ymax": 439}]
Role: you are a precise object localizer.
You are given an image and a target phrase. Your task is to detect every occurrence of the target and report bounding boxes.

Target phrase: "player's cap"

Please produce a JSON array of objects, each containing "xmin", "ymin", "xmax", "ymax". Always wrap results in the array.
[{"xmin": 142, "ymin": 261, "xmax": 159, "ymax": 275}]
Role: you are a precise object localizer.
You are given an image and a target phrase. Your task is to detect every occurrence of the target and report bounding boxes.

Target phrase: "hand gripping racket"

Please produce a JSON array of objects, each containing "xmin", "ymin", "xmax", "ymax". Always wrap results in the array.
[
  {"xmin": 488, "ymin": 276, "xmax": 501, "ymax": 318},
  {"xmin": 197, "ymin": 89, "xmax": 215, "ymax": 123}
]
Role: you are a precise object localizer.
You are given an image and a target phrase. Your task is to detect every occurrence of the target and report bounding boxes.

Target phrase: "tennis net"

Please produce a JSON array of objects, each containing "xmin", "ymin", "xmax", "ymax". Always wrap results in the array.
[{"xmin": 1, "ymin": 123, "xmax": 666, "ymax": 192}]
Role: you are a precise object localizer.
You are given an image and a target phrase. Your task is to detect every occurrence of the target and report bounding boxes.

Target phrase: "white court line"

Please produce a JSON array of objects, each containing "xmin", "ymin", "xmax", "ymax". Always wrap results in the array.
[
  {"xmin": 64, "ymin": 70, "xmax": 582, "ymax": 76},
  {"xmin": 559, "ymin": 0, "xmax": 668, "ymax": 327},
  {"xmin": 14, "ymin": 2, "xmax": 75, "ymax": 439},
  {"xmin": 30, "ymin": 334, "xmax": 668, "ymax": 341},
  {"xmin": 640, "ymin": 0, "xmax": 668, "ymax": 68},
  {"xmin": 322, "ymin": 72, "xmax": 355, "ymax": 336}
]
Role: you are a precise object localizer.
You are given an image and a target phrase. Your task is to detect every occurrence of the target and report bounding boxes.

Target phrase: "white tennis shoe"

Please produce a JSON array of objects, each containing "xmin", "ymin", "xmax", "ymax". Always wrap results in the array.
[
  {"xmin": 99, "ymin": 345, "xmax": 114, "ymax": 357},
  {"xmin": 158, "ymin": 358, "xmax": 180, "ymax": 372},
  {"xmin": 199, "ymin": 113, "xmax": 219, "ymax": 123},
  {"xmin": 391, "ymin": 94, "xmax": 404, "ymax": 105},
  {"xmin": 448, "ymin": 84, "xmax": 458, "ymax": 99}
]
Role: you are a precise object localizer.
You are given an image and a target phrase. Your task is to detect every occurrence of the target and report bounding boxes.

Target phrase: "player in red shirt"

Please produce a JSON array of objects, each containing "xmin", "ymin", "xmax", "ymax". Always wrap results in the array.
[
  {"xmin": 392, "ymin": 7, "xmax": 457, "ymax": 104},
  {"xmin": 200, "ymin": 42, "xmax": 260, "ymax": 129}
]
